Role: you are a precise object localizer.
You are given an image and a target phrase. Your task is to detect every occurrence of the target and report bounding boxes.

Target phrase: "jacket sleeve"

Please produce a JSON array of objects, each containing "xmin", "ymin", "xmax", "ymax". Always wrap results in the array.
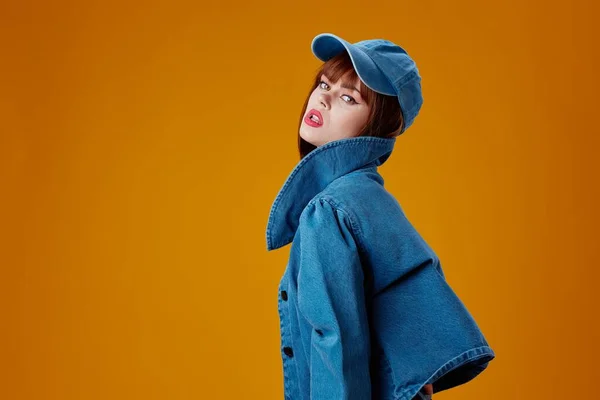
[{"xmin": 296, "ymin": 198, "xmax": 371, "ymax": 400}]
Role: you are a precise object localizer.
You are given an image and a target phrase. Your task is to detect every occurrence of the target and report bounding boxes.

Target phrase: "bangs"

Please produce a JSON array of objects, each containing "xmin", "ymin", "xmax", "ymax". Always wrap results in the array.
[{"xmin": 317, "ymin": 51, "xmax": 375, "ymax": 106}]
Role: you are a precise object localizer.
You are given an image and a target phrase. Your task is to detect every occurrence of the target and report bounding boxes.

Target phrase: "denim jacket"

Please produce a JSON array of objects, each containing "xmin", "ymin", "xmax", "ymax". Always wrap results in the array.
[{"xmin": 266, "ymin": 136, "xmax": 495, "ymax": 400}]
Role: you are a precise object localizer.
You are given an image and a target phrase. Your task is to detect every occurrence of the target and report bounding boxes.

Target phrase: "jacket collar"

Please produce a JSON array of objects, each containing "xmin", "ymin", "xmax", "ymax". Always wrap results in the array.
[{"xmin": 266, "ymin": 136, "xmax": 397, "ymax": 251}]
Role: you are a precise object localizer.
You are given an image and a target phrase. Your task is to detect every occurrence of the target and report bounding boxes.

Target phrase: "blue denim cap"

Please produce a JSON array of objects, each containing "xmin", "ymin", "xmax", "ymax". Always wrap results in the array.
[{"xmin": 311, "ymin": 32, "xmax": 423, "ymax": 134}]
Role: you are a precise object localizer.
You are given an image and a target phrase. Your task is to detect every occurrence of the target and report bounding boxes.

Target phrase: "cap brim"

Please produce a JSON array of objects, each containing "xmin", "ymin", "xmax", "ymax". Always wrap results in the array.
[{"xmin": 310, "ymin": 33, "xmax": 396, "ymax": 96}]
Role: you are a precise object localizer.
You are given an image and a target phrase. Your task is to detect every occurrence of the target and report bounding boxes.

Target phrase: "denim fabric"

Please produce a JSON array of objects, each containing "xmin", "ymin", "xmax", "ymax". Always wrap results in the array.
[{"xmin": 266, "ymin": 136, "xmax": 495, "ymax": 399}]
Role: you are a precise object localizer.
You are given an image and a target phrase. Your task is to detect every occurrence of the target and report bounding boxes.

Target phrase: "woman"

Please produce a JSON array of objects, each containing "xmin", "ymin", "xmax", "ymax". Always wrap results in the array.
[{"xmin": 266, "ymin": 33, "xmax": 495, "ymax": 400}]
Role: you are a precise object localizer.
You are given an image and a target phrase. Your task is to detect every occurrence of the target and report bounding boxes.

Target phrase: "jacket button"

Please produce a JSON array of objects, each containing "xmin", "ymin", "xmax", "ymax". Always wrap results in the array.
[
  {"xmin": 281, "ymin": 290, "xmax": 288, "ymax": 301},
  {"xmin": 283, "ymin": 346, "xmax": 294, "ymax": 357}
]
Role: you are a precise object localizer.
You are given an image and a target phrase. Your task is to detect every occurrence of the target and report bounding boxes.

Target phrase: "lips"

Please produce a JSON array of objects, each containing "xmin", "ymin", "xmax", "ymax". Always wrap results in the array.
[{"xmin": 304, "ymin": 109, "xmax": 323, "ymax": 127}]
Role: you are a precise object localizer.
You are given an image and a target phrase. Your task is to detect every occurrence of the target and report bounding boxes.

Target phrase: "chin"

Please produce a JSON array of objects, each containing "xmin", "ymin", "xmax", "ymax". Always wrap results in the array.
[{"xmin": 299, "ymin": 128, "xmax": 322, "ymax": 147}]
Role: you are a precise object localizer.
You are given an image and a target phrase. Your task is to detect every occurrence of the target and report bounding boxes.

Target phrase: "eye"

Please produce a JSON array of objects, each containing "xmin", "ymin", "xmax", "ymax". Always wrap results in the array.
[
  {"xmin": 341, "ymin": 94, "xmax": 357, "ymax": 104},
  {"xmin": 318, "ymin": 80, "xmax": 358, "ymax": 104}
]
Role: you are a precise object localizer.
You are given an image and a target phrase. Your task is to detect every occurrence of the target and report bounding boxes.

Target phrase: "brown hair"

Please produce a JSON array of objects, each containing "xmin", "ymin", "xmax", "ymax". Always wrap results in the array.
[{"xmin": 298, "ymin": 50, "xmax": 404, "ymax": 159}]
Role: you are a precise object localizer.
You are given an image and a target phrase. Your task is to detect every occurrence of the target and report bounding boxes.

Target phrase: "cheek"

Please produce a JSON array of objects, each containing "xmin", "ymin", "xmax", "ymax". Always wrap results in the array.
[
  {"xmin": 306, "ymin": 93, "xmax": 320, "ymax": 114},
  {"xmin": 357, "ymin": 109, "xmax": 370, "ymax": 127},
  {"xmin": 346, "ymin": 110, "xmax": 370, "ymax": 130}
]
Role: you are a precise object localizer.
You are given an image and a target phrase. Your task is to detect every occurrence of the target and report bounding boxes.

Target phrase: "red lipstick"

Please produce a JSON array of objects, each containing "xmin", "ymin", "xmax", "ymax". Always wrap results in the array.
[{"xmin": 304, "ymin": 109, "xmax": 323, "ymax": 128}]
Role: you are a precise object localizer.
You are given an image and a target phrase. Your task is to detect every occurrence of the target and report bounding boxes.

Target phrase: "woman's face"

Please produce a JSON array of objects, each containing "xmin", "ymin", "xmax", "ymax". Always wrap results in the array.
[{"xmin": 299, "ymin": 72, "xmax": 371, "ymax": 147}]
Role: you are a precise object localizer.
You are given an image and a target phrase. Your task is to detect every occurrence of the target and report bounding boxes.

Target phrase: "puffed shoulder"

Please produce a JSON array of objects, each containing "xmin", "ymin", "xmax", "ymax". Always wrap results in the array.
[{"xmin": 298, "ymin": 197, "xmax": 364, "ymax": 251}]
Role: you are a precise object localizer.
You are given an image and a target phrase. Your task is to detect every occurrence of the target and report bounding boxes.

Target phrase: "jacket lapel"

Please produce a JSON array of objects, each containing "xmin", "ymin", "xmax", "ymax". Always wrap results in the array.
[{"xmin": 266, "ymin": 136, "xmax": 396, "ymax": 251}]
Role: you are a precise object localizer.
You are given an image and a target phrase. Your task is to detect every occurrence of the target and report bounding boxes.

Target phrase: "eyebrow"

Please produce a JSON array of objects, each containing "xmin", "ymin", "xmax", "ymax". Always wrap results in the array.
[{"xmin": 322, "ymin": 74, "xmax": 361, "ymax": 95}]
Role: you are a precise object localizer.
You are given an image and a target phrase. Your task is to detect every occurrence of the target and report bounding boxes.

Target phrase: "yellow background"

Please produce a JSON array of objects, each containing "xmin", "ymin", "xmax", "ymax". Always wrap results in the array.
[{"xmin": 1, "ymin": 0, "xmax": 598, "ymax": 399}]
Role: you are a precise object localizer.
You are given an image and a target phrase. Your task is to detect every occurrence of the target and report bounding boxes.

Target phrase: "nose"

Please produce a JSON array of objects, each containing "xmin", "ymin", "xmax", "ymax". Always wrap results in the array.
[{"xmin": 318, "ymin": 93, "xmax": 329, "ymax": 109}]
